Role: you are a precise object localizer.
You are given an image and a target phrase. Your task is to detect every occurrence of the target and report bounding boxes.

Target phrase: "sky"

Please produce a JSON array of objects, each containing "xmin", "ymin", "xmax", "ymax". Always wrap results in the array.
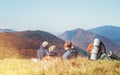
[{"xmin": 0, "ymin": 0, "xmax": 120, "ymax": 34}]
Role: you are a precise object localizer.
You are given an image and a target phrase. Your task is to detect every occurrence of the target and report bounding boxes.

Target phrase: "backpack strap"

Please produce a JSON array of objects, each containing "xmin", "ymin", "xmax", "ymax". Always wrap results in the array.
[
  {"xmin": 100, "ymin": 42, "xmax": 107, "ymax": 54},
  {"xmin": 96, "ymin": 42, "xmax": 106, "ymax": 58},
  {"xmin": 102, "ymin": 43, "xmax": 106, "ymax": 53}
]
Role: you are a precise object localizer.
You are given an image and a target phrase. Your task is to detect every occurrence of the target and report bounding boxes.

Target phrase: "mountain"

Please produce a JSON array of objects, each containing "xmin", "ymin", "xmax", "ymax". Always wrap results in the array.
[
  {"xmin": 59, "ymin": 28, "xmax": 120, "ymax": 57},
  {"xmin": 88, "ymin": 25, "xmax": 120, "ymax": 45},
  {"xmin": 0, "ymin": 28, "xmax": 14, "ymax": 32},
  {"xmin": 0, "ymin": 30, "xmax": 64, "ymax": 59}
]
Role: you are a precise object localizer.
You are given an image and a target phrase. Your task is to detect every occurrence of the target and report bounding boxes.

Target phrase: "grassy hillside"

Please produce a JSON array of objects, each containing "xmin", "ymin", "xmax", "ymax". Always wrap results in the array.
[
  {"xmin": 0, "ymin": 57, "xmax": 120, "ymax": 75},
  {"xmin": 0, "ymin": 31, "xmax": 64, "ymax": 59},
  {"xmin": 0, "ymin": 30, "xmax": 120, "ymax": 75}
]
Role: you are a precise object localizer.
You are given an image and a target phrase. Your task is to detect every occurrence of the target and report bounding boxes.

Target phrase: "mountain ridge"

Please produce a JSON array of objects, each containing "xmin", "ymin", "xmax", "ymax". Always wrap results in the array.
[
  {"xmin": 0, "ymin": 28, "xmax": 14, "ymax": 32},
  {"xmin": 88, "ymin": 25, "xmax": 120, "ymax": 45},
  {"xmin": 59, "ymin": 28, "xmax": 120, "ymax": 57}
]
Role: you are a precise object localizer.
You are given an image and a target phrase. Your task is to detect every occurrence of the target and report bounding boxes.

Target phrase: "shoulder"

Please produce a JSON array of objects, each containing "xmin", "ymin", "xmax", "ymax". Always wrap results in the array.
[
  {"xmin": 63, "ymin": 50, "xmax": 71, "ymax": 56},
  {"xmin": 39, "ymin": 46, "xmax": 44, "ymax": 50},
  {"xmin": 69, "ymin": 48, "xmax": 77, "ymax": 53}
]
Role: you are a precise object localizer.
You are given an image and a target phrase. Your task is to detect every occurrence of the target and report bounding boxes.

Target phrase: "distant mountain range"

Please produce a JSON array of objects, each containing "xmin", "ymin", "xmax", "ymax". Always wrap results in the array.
[
  {"xmin": 88, "ymin": 25, "xmax": 120, "ymax": 45},
  {"xmin": 1, "ymin": 25, "xmax": 120, "ymax": 58},
  {"xmin": 59, "ymin": 27, "xmax": 120, "ymax": 57},
  {"xmin": 0, "ymin": 30, "xmax": 64, "ymax": 58},
  {"xmin": 0, "ymin": 28, "xmax": 14, "ymax": 32}
]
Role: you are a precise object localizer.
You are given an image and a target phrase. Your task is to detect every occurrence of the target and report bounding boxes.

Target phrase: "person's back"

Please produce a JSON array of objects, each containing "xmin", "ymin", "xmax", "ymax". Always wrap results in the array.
[
  {"xmin": 63, "ymin": 48, "xmax": 77, "ymax": 60},
  {"xmin": 37, "ymin": 45, "xmax": 48, "ymax": 60}
]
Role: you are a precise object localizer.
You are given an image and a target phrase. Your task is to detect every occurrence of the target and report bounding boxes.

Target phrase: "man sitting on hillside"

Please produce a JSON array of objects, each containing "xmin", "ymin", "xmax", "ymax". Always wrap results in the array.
[
  {"xmin": 37, "ymin": 41, "xmax": 57, "ymax": 60},
  {"xmin": 62, "ymin": 41, "xmax": 89, "ymax": 60},
  {"xmin": 62, "ymin": 41, "xmax": 76, "ymax": 60}
]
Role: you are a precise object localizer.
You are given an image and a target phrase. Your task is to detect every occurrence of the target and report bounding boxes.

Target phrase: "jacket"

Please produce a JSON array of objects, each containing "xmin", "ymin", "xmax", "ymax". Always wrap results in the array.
[{"xmin": 63, "ymin": 48, "xmax": 77, "ymax": 60}]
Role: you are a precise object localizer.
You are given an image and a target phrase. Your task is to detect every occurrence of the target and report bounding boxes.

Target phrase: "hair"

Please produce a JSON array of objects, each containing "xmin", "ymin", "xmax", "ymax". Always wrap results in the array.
[
  {"xmin": 48, "ymin": 45, "xmax": 56, "ymax": 52},
  {"xmin": 64, "ymin": 40, "xmax": 72, "ymax": 50},
  {"xmin": 41, "ymin": 41, "xmax": 48, "ymax": 48}
]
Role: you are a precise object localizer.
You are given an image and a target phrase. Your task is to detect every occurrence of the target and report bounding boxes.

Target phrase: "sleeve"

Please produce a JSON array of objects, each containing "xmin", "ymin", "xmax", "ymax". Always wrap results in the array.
[
  {"xmin": 37, "ymin": 47, "xmax": 41, "ymax": 57},
  {"xmin": 45, "ymin": 50, "xmax": 57, "ymax": 56}
]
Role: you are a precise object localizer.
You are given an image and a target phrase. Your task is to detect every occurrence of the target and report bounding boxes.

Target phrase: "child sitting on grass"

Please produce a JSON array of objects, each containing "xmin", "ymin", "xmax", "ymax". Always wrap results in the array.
[{"xmin": 43, "ymin": 45, "xmax": 57, "ymax": 60}]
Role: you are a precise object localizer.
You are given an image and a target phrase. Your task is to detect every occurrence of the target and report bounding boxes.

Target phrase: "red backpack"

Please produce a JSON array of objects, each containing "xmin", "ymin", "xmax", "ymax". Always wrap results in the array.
[{"xmin": 87, "ymin": 43, "xmax": 106, "ymax": 54}]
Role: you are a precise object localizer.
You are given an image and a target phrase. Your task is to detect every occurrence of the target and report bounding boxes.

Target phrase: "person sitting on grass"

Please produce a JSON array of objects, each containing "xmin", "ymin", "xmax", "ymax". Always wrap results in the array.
[
  {"xmin": 62, "ymin": 41, "xmax": 78, "ymax": 60},
  {"xmin": 43, "ymin": 45, "xmax": 58, "ymax": 60},
  {"xmin": 37, "ymin": 41, "xmax": 56, "ymax": 60},
  {"xmin": 48, "ymin": 45, "xmax": 57, "ymax": 56}
]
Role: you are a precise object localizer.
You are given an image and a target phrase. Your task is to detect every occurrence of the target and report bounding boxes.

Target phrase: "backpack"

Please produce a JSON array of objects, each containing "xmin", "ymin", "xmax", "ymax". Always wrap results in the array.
[
  {"xmin": 87, "ymin": 42, "xmax": 107, "ymax": 59},
  {"xmin": 87, "ymin": 43, "xmax": 120, "ymax": 61},
  {"xmin": 87, "ymin": 42, "xmax": 106, "ymax": 54}
]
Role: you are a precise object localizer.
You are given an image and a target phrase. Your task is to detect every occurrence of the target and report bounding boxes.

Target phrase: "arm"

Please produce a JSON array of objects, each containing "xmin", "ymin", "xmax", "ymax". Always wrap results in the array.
[
  {"xmin": 49, "ymin": 52, "xmax": 57, "ymax": 56},
  {"xmin": 45, "ymin": 49, "xmax": 57, "ymax": 56}
]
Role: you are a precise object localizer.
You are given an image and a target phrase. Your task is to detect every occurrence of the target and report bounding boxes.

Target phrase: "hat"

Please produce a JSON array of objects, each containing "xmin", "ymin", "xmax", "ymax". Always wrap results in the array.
[{"xmin": 41, "ymin": 41, "xmax": 48, "ymax": 47}]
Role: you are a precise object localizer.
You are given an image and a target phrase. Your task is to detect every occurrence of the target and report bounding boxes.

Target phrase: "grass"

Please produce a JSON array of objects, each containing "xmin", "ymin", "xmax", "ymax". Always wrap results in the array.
[
  {"xmin": 0, "ymin": 44, "xmax": 119, "ymax": 75},
  {"xmin": 0, "ymin": 57, "xmax": 120, "ymax": 75}
]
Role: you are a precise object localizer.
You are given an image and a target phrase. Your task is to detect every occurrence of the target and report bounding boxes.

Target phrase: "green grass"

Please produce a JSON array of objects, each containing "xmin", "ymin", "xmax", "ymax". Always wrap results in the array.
[{"xmin": 0, "ymin": 57, "xmax": 120, "ymax": 75}]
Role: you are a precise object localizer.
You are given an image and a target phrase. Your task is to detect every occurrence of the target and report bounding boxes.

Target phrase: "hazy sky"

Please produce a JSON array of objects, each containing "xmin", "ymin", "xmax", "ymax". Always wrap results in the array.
[{"xmin": 0, "ymin": 0, "xmax": 120, "ymax": 34}]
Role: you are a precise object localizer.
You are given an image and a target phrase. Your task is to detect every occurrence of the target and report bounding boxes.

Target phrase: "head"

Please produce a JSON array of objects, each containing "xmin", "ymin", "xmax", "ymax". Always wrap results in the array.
[
  {"xmin": 41, "ymin": 41, "xmax": 48, "ymax": 48},
  {"xmin": 64, "ymin": 40, "xmax": 73, "ymax": 50},
  {"xmin": 48, "ymin": 45, "xmax": 56, "ymax": 52}
]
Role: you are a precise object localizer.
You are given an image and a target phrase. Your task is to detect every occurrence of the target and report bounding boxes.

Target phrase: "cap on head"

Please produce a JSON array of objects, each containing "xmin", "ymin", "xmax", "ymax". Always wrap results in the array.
[{"xmin": 41, "ymin": 41, "xmax": 48, "ymax": 47}]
